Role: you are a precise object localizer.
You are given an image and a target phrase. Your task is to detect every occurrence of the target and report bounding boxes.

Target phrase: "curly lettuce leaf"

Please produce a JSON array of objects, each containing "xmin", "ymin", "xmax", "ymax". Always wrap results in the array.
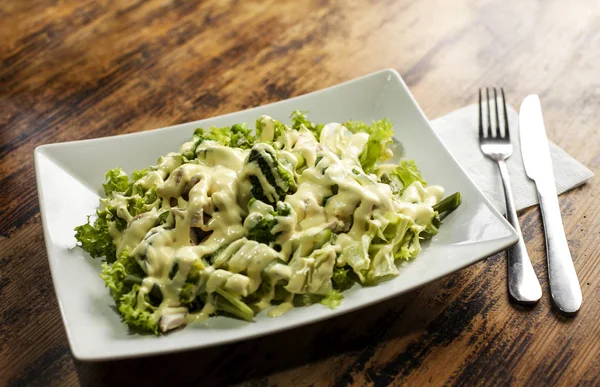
[
  {"xmin": 395, "ymin": 226, "xmax": 423, "ymax": 261},
  {"xmin": 345, "ymin": 118, "xmax": 394, "ymax": 172},
  {"xmin": 118, "ymin": 284, "xmax": 160, "ymax": 334},
  {"xmin": 101, "ymin": 251, "xmax": 157, "ymax": 334},
  {"xmin": 191, "ymin": 123, "xmax": 255, "ymax": 153},
  {"xmin": 102, "ymin": 168, "xmax": 131, "ymax": 196},
  {"xmin": 394, "ymin": 160, "xmax": 426, "ymax": 191},
  {"xmin": 290, "ymin": 110, "xmax": 324, "ymax": 139},
  {"xmin": 74, "ymin": 205, "xmax": 126, "ymax": 262},
  {"xmin": 100, "ymin": 250, "xmax": 145, "ymax": 299}
]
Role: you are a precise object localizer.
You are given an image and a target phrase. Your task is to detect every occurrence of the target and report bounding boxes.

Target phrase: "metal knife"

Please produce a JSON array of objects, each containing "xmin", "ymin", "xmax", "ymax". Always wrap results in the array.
[{"xmin": 519, "ymin": 95, "xmax": 582, "ymax": 313}]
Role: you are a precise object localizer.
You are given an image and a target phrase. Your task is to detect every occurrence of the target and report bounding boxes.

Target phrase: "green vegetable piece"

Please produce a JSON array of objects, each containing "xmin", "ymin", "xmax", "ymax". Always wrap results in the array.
[
  {"xmin": 74, "ymin": 205, "xmax": 126, "ymax": 262},
  {"xmin": 188, "ymin": 123, "xmax": 256, "ymax": 156},
  {"xmin": 102, "ymin": 168, "xmax": 131, "ymax": 196},
  {"xmin": 313, "ymin": 228, "xmax": 332, "ymax": 249},
  {"xmin": 246, "ymin": 201, "xmax": 294, "ymax": 244},
  {"xmin": 332, "ymin": 266, "xmax": 355, "ymax": 291},
  {"xmin": 345, "ymin": 118, "xmax": 394, "ymax": 172},
  {"xmin": 243, "ymin": 143, "xmax": 297, "ymax": 205},
  {"xmin": 395, "ymin": 227, "xmax": 422, "ymax": 261},
  {"xmin": 214, "ymin": 288, "xmax": 255, "ymax": 321},
  {"xmin": 180, "ymin": 283, "xmax": 195, "ymax": 304},
  {"xmin": 290, "ymin": 110, "xmax": 324, "ymax": 139},
  {"xmin": 186, "ymin": 259, "xmax": 206, "ymax": 284},
  {"xmin": 295, "ymin": 293, "xmax": 324, "ymax": 307},
  {"xmin": 118, "ymin": 284, "xmax": 159, "ymax": 335},
  {"xmin": 185, "ymin": 294, "xmax": 205, "ymax": 313},
  {"xmin": 100, "ymin": 250, "xmax": 145, "ymax": 301},
  {"xmin": 127, "ymin": 196, "xmax": 147, "ymax": 217},
  {"xmin": 124, "ymin": 275, "xmax": 143, "ymax": 287},
  {"xmin": 147, "ymin": 283, "xmax": 163, "ymax": 307},
  {"xmin": 433, "ymin": 192, "xmax": 462, "ymax": 218},
  {"xmin": 339, "ymin": 238, "xmax": 371, "ymax": 282},
  {"xmin": 132, "ymin": 168, "xmax": 150, "ymax": 182},
  {"xmin": 255, "ymin": 115, "xmax": 288, "ymax": 143},
  {"xmin": 320, "ymin": 290, "xmax": 343, "ymax": 309},
  {"xmin": 396, "ymin": 160, "xmax": 426, "ymax": 192}
]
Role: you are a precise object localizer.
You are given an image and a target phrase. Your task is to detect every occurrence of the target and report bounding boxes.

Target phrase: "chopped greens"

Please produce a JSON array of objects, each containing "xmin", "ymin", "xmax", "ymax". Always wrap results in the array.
[{"xmin": 75, "ymin": 112, "xmax": 461, "ymax": 334}]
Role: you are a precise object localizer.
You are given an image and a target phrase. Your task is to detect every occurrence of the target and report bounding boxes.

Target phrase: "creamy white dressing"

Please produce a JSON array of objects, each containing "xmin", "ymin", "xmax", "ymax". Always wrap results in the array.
[{"xmin": 102, "ymin": 115, "xmax": 449, "ymax": 333}]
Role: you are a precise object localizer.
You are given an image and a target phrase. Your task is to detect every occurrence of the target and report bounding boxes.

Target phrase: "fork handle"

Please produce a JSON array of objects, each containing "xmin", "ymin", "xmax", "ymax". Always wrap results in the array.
[{"xmin": 497, "ymin": 160, "xmax": 542, "ymax": 303}]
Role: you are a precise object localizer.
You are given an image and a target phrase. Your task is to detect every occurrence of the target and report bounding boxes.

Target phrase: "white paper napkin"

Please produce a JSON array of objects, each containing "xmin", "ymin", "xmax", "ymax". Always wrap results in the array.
[{"xmin": 430, "ymin": 104, "xmax": 594, "ymax": 212}]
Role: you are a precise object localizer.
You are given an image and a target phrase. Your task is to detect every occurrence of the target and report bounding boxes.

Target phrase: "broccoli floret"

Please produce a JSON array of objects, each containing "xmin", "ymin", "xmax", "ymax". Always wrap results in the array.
[
  {"xmin": 247, "ymin": 215, "xmax": 279, "ymax": 244},
  {"xmin": 245, "ymin": 201, "xmax": 294, "ymax": 244},
  {"xmin": 241, "ymin": 143, "xmax": 297, "ymax": 206}
]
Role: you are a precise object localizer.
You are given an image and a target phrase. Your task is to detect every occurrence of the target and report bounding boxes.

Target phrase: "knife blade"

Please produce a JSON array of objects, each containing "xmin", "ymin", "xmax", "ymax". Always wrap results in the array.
[{"xmin": 519, "ymin": 95, "xmax": 582, "ymax": 313}]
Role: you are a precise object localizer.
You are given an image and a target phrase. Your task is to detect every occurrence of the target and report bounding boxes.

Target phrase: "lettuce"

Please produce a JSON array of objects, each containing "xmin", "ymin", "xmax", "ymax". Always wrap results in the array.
[
  {"xmin": 102, "ymin": 168, "xmax": 131, "ymax": 196},
  {"xmin": 118, "ymin": 284, "xmax": 159, "ymax": 334},
  {"xmin": 101, "ymin": 251, "xmax": 158, "ymax": 334},
  {"xmin": 74, "ymin": 206, "xmax": 124, "ymax": 262},
  {"xmin": 376, "ymin": 160, "xmax": 427, "ymax": 196},
  {"xmin": 339, "ymin": 234, "xmax": 372, "ymax": 282},
  {"xmin": 256, "ymin": 115, "xmax": 288, "ymax": 143},
  {"xmin": 320, "ymin": 289, "xmax": 344, "ymax": 309},
  {"xmin": 294, "ymin": 290, "xmax": 343, "ymax": 309},
  {"xmin": 395, "ymin": 227, "xmax": 423, "ymax": 261},
  {"xmin": 127, "ymin": 196, "xmax": 146, "ymax": 217},
  {"xmin": 191, "ymin": 123, "xmax": 255, "ymax": 153},
  {"xmin": 290, "ymin": 110, "xmax": 324, "ymax": 139},
  {"xmin": 229, "ymin": 124, "xmax": 255, "ymax": 149},
  {"xmin": 286, "ymin": 248, "xmax": 336, "ymax": 294},
  {"xmin": 345, "ymin": 118, "xmax": 394, "ymax": 172},
  {"xmin": 394, "ymin": 160, "xmax": 426, "ymax": 191},
  {"xmin": 132, "ymin": 168, "xmax": 150, "ymax": 182},
  {"xmin": 100, "ymin": 250, "xmax": 145, "ymax": 300}
]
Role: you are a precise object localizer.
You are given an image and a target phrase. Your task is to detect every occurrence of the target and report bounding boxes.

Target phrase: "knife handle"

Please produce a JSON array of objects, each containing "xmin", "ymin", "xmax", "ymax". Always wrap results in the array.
[
  {"xmin": 498, "ymin": 160, "xmax": 542, "ymax": 303},
  {"xmin": 537, "ymin": 182, "xmax": 582, "ymax": 313}
]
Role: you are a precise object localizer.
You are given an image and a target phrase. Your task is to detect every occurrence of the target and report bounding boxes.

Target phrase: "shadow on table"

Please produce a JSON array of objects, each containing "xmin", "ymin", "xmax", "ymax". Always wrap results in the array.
[{"xmin": 74, "ymin": 279, "xmax": 450, "ymax": 386}]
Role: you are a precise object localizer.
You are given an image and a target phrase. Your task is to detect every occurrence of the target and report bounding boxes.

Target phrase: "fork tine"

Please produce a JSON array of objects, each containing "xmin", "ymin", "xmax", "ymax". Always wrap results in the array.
[
  {"xmin": 478, "ymin": 88, "xmax": 484, "ymax": 139},
  {"xmin": 501, "ymin": 88, "xmax": 510, "ymax": 139},
  {"xmin": 486, "ymin": 88, "xmax": 493, "ymax": 137},
  {"xmin": 493, "ymin": 88, "xmax": 501, "ymax": 137}
]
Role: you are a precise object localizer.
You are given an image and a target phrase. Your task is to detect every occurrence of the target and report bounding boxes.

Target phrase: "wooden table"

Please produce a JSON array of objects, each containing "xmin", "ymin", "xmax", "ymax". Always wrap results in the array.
[{"xmin": 2, "ymin": 0, "xmax": 599, "ymax": 385}]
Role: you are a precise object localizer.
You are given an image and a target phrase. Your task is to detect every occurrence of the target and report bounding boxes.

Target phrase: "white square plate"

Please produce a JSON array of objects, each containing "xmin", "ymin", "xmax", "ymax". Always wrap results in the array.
[{"xmin": 34, "ymin": 69, "xmax": 517, "ymax": 361}]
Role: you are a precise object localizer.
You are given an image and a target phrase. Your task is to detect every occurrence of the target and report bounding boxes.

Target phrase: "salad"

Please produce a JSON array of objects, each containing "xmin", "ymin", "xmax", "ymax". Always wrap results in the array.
[{"xmin": 74, "ymin": 111, "xmax": 461, "ymax": 334}]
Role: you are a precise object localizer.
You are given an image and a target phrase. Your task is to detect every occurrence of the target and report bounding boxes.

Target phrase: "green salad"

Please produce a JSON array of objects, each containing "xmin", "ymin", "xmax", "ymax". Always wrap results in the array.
[{"xmin": 75, "ymin": 111, "xmax": 461, "ymax": 334}]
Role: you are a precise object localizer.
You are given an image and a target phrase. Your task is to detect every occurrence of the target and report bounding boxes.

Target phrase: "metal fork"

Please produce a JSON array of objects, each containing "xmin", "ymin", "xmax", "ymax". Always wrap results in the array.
[{"xmin": 478, "ymin": 87, "xmax": 542, "ymax": 303}]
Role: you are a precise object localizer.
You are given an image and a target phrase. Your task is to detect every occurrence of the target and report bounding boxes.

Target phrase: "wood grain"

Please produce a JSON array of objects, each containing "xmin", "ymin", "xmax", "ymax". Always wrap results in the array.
[{"xmin": 1, "ymin": 0, "xmax": 600, "ymax": 385}]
